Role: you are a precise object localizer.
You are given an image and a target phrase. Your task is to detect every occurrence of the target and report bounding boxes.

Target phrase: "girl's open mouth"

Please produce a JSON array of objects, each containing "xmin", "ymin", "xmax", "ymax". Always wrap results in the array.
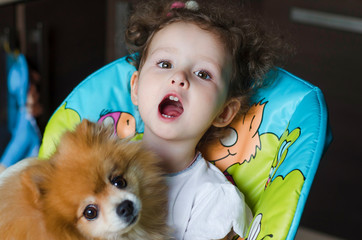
[{"xmin": 158, "ymin": 95, "xmax": 184, "ymax": 119}]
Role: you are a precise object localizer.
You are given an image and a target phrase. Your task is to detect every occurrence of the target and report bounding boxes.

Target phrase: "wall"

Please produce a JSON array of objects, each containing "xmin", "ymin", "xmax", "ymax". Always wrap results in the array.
[{"xmin": 25, "ymin": 0, "xmax": 107, "ymax": 122}]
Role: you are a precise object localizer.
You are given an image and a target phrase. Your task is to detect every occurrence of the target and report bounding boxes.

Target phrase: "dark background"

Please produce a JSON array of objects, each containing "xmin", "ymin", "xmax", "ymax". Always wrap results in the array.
[{"xmin": 1, "ymin": 0, "xmax": 361, "ymax": 238}]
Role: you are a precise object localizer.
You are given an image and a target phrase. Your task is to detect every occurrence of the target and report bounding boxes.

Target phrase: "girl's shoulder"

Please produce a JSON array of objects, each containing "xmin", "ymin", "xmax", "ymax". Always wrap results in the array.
[
  {"xmin": 168, "ymin": 154, "xmax": 245, "ymax": 204},
  {"xmin": 187, "ymin": 158, "xmax": 252, "ymax": 239},
  {"xmin": 196, "ymin": 155, "xmax": 236, "ymax": 188},
  {"xmin": 192, "ymin": 156, "xmax": 246, "ymax": 206}
]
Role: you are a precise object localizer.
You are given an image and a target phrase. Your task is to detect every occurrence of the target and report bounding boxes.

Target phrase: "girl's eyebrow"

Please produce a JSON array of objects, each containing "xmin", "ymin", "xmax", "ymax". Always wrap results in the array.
[
  {"xmin": 150, "ymin": 47, "xmax": 223, "ymax": 73},
  {"xmin": 196, "ymin": 56, "xmax": 223, "ymax": 74},
  {"xmin": 150, "ymin": 47, "xmax": 177, "ymax": 56}
]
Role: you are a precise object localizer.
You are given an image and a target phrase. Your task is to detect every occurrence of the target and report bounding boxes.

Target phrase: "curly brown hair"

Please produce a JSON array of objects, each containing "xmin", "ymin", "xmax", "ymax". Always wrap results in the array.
[{"xmin": 125, "ymin": 0, "xmax": 290, "ymax": 144}]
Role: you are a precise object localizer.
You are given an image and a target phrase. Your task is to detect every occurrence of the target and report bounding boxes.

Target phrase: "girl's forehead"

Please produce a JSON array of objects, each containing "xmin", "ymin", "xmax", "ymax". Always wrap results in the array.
[
  {"xmin": 153, "ymin": 21, "xmax": 220, "ymax": 44},
  {"xmin": 148, "ymin": 22, "xmax": 230, "ymax": 62}
]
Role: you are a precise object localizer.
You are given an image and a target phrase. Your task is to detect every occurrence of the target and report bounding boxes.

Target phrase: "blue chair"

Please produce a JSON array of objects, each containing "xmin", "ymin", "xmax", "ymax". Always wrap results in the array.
[{"xmin": 39, "ymin": 55, "xmax": 332, "ymax": 240}]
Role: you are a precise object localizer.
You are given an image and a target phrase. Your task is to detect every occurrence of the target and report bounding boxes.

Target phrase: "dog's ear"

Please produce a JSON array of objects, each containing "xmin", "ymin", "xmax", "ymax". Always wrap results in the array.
[
  {"xmin": 76, "ymin": 119, "xmax": 94, "ymax": 136},
  {"xmin": 20, "ymin": 163, "xmax": 51, "ymax": 206},
  {"xmin": 75, "ymin": 119, "xmax": 116, "ymax": 141}
]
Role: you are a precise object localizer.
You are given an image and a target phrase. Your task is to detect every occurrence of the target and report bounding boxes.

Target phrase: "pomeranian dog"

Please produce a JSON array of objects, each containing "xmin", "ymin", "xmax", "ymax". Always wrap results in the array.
[{"xmin": 0, "ymin": 119, "xmax": 169, "ymax": 240}]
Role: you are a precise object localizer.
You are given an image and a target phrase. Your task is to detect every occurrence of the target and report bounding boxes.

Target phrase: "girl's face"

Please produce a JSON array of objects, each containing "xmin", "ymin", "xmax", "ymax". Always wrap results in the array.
[{"xmin": 131, "ymin": 22, "xmax": 233, "ymax": 143}]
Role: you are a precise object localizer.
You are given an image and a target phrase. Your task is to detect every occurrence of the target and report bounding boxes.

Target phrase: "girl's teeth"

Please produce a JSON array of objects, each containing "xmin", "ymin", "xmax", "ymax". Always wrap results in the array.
[
  {"xmin": 162, "ymin": 114, "xmax": 173, "ymax": 118},
  {"xmin": 169, "ymin": 96, "xmax": 179, "ymax": 101}
]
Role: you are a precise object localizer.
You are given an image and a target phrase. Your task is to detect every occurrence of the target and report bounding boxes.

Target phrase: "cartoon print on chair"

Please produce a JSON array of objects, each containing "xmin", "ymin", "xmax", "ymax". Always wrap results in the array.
[
  {"xmin": 231, "ymin": 214, "xmax": 273, "ymax": 240},
  {"xmin": 98, "ymin": 110, "xmax": 136, "ymax": 139},
  {"xmin": 201, "ymin": 101, "xmax": 266, "ymax": 173},
  {"xmin": 39, "ymin": 103, "xmax": 139, "ymax": 159},
  {"xmin": 228, "ymin": 128, "xmax": 303, "ymax": 239},
  {"xmin": 201, "ymin": 99, "xmax": 306, "ymax": 239},
  {"xmin": 38, "ymin": 103, "xmax": 81, "ymax": 158},
  {"xmin": 245, "ymin": 214, "xmax": 273, "ymax": 240},
  {"xmin": 249, "ymin": 170, "xmax": 305, "ymax": 239},
  {"xmin": 265, "ymin": 127, "xmax": 301, "ymax": 189}
]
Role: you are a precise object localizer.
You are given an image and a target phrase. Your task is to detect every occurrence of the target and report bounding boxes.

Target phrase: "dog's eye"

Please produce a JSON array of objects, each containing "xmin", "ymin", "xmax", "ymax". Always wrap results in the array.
[
  {"xmin": 83, "ymin": 204, "xmax": 98, "ymax": 220},
  {"xmin": 110, "ymin": 175, "xmax": 127, "ymax": 189}
]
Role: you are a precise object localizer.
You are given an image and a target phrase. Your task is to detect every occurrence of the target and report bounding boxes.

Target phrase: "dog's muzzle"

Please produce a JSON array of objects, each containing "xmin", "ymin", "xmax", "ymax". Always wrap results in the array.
[{"xmin": 117, "ymin": 200, "xmax": 138, "ymax": 225}]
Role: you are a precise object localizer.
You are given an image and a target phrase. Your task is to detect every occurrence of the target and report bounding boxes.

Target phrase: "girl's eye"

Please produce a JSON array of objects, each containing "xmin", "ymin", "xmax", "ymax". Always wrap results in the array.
[
  {"xmin": 194, "ymin": 70, "xmax": 211, "ymax": 80},
  {"xmin": 157, "ymin": 61, "xmax": 172, "ymax": 69}
]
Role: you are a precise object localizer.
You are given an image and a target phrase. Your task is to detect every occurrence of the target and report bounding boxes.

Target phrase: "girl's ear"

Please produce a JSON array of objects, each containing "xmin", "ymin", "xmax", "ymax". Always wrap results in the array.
[
  {"xmin": 212, "ymin": 98, "xmax": 241, "ymax": 128},
  {"xmin": 130, "ymin": 71, "xmax": 139, "ymax": 105}
]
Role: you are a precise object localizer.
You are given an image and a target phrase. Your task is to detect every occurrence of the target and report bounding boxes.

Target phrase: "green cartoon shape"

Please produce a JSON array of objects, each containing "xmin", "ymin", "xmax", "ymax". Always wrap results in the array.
[
  {"xmin": 226, "ymin": 133, "xmax": 279, "ymax": 211},
  {"xmin": 247, "ymin": 170, "xmax": 305, "ymax": 239},
  {"xmin": 38, "ymin": 103, "xmax": 81, "ymax": 159},
  {"xmin": 226, "ymin": 127, "xmax": 302, "ymax": 240},
  {"xmin": 227, "ymin": 127, "xmax": 301, "ymax": 211},
  {"xmin": 264, "ymin": 127, "xmax": 301, "ymax": 189}
]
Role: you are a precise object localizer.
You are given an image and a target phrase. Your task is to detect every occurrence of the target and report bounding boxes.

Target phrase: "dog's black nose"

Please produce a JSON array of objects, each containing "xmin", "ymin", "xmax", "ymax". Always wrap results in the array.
[{"xmin": 117, "ymin": 200, "xmax": 134, "ymax": 219}]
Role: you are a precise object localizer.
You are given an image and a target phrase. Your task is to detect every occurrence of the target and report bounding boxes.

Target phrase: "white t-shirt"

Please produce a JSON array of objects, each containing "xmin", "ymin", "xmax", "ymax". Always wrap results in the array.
[{"xmin": 166, "ymin": 154, "xmax": 252, "ymax": 240}]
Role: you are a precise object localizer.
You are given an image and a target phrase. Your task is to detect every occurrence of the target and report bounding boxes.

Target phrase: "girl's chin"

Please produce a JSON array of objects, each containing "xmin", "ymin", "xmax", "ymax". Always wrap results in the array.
[{"xmin": 145, "ymin": 126, "xmax": 184, "ymax": 142}]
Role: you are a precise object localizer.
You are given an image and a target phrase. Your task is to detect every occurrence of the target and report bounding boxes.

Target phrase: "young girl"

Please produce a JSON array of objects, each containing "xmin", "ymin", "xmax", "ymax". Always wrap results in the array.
[{"xmin": 126, "ymin": 0, "xmax": 286, "ymax": 239}]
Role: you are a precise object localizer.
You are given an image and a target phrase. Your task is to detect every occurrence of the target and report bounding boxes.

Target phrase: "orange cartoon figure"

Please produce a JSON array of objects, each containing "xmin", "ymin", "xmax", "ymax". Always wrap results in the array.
[
  {"xmin": 98, "ymin": 111, "xmax": 136, "ymax": 139},
  {"xmin": 201, "ymin": 101, "xmax": 266, "ymax": 174}
]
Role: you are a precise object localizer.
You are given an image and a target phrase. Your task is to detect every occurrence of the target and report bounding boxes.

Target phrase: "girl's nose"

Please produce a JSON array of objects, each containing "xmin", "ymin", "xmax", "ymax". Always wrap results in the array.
[{"xmin": 170, "ymin": 71, "xmax": 189, "ymax": 89}]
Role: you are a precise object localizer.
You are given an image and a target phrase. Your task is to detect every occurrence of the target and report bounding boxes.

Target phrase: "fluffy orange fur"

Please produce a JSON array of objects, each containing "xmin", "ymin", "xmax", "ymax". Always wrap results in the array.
[{"xmin": 0, "ymin": 120, "xmax": 169, "ymax": 240}]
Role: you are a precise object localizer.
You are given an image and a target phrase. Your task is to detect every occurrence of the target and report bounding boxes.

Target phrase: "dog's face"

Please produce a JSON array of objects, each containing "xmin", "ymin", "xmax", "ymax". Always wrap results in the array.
[
  {"xmin": 73, "ymin": 158, "xmax": 143, "ymax": 239},
  {"xmin": 23, "ymin": 120, "xmax": 168, "ymax": 239}
]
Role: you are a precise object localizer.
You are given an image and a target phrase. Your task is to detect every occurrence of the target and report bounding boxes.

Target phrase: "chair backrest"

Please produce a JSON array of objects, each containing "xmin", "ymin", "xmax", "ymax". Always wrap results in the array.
[{"xmin": 38, "ymin": 55, "xmax": 331, "ymax": 240}]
